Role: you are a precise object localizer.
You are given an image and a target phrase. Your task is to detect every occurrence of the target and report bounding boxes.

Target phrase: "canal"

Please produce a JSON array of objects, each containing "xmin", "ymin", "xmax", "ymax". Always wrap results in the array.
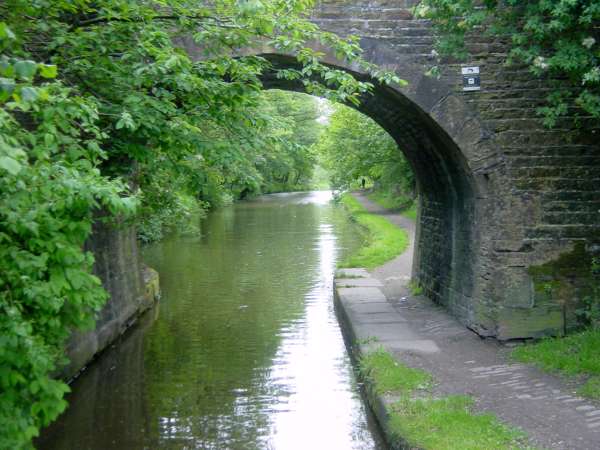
[{"xmin": 39, "ymin": 191, "xmax": 386, "ymax": 449}]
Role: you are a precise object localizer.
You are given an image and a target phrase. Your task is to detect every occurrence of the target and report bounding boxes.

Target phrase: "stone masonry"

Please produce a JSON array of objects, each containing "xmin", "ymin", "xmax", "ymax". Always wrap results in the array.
[
  {"xmin": 265, "ymin": 0, "xmax": 600, "ymax": 340},
  {"xmin": 304, "ymin": 0, "xmax": 600, "ymax": 339}
]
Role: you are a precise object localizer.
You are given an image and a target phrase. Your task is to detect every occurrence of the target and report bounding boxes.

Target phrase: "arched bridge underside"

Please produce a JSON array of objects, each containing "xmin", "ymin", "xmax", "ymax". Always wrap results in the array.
[{"xmin": 184, "ymin": 0, "xmax": 600, "ymax": 339}]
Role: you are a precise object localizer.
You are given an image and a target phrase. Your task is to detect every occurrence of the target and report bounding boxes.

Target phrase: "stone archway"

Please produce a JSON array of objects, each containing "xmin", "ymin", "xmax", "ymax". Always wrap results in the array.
[
  {"xmin": 178, "ymin": 0, "xmax": 600, "ymax": 340},
  {"xmin": 259, "ymin": 53, "xmax": 487, "ymax": 336}
]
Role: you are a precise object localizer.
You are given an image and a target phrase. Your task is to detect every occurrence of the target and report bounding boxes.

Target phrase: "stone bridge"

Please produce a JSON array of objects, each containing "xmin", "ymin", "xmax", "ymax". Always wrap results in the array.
[
  {"xmin": 68, "ymin": 0, "xmax": 600, "ymax": 380},
  {"xmin": 77, "ymin": 0, "xmax": 599, "ymax": 362},
  {"xmin": 298, "ymin": 0, "xmax": 600, "ymax": 339},
  {"xmin": 217, "ymin": 0, "xmax": 598, "ymax": 340}
]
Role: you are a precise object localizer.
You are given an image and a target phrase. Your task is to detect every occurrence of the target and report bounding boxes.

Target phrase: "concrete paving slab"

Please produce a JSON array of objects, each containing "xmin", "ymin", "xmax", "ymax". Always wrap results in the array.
[
  {"xmin": 343, "ymin": 302, "xmax": 399, "ymax": 316},
  {"xmin": 336, "ymin": 268, "xmax": 370, "ymax": 278},
  {"xmin": 352, "ymin": 322, "xmax": 420, "ymax": 342},
  {"xmin": 337, "ymin": 287, "xmax": 387, "ymax": 303},
  {"xmin": 384, "ymin": 339, "xmax": 440, "ymax": 354}
]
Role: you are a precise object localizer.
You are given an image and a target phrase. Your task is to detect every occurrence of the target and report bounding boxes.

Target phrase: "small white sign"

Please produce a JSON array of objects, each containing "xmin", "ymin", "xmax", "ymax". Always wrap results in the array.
[
  {"xmin": 462, "ymin": 66, "xmax": 481, "ymax": 91},
  {"xmin": 461, "ymin": 66, "xmax": 480, "ymax": 75}
]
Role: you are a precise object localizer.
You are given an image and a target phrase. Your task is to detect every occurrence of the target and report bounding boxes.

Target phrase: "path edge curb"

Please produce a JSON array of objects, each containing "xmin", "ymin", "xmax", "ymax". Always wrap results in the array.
[{"xmin": 333, "ymin": 269, "xmax": 417, "ymax": 450}]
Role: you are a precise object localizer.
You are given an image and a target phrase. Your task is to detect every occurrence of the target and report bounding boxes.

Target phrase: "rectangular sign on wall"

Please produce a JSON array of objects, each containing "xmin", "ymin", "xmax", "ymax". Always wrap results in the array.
[{"xmin": 462, "ymin": 66, "xmax": 481, "ymax": 91}]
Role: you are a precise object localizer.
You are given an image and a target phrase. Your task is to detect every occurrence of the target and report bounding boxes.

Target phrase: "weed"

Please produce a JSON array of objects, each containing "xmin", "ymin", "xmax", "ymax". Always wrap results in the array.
[
  {"xmin": 408, "ymin": 280, "xmax": 423, "ymax": 296},
  {"xmin": 511, "ymin": 328, "xmax": 600, "ymax": 399},
  {"xmin": 356, "ymin": 336, "xmax": 379, "ymax": 345}
]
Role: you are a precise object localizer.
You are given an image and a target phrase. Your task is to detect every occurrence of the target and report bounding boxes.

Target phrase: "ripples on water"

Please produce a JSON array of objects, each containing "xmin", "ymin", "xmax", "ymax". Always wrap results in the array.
[{"xmin": 39, "ymin": 191, "xmax": 385, "ymax": 450}]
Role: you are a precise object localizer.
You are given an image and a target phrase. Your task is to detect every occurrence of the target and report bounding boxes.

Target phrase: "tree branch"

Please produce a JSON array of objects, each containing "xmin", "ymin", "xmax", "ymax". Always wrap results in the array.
[{"xmin": 71, "ymin": 14, "xmax": 237, "ymax": 31}]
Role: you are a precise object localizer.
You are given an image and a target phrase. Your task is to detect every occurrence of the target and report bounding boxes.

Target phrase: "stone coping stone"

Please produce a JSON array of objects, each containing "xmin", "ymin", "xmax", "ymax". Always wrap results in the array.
[
  {"xmin": 335, "ymin": 277, "xmax": 384, "ymax": 288},
  {"xmin": 333, "ymin": 267, "xmax": 439, "ymax": 450},
  {"xmin": 335, "ymin": 268, "xmax": 370, "ymax": 279}
]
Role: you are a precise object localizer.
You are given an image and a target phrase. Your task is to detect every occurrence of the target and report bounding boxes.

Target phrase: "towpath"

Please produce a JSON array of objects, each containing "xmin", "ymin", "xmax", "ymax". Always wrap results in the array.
[{"xmin": 336, "ymin": 191, "xmax": 600, "ymax": 450}]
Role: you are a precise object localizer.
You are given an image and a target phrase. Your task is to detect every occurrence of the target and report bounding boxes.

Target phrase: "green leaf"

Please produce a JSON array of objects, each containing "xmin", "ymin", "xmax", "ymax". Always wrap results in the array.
[
  {"xmin": 0, "ymin": 77, "xmax": 15, "ymax": 102},
  {"xmin": 0, "ymin": 59, "xmax": 14, "ymax": 77},
  {"xmin": 19, "ymin": 87, "xmax": 38, "ymax": 103},
  {"xmin": 14, "ymin": 60, "xmax": 38, "ymax": 80},
  {"xmin": 0, "ymin": 22, "xmax": 16, "ymax": 41},
  {"xmin": 38, "ymin": 64, "xmax": 58, "ymax": 79},
  {"xmin": 0, "ymin": 156, "xmax": 22, "ymax": 175}
]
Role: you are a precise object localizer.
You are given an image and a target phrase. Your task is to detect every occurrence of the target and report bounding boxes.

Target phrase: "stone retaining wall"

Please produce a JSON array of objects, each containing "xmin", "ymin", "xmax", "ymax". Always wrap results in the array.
[{"xmin": 61, "ymin": 219, "xmax": 160, "ymax": 379}]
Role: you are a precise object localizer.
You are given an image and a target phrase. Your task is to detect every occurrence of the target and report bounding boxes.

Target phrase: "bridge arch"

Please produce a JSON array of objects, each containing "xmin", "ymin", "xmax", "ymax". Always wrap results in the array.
[
  {"xmin": 180, "ymin": 0, "xmax": 600, "ymax": 339},
  {"xmin": 258, "ymin": 53, "xmax": 485, "ymax": 331}
]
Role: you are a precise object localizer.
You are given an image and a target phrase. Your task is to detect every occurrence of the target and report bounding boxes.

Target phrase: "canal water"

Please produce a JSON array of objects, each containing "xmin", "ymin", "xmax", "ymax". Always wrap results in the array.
[{"xmin": 39, "ymin": 191, "xmax": 386, "ymax": 450}]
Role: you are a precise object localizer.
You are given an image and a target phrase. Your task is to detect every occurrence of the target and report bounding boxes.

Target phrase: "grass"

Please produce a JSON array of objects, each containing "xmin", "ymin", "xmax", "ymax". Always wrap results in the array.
[
  {"xmin": 402, "ymin": 202, "xmax": 417, "ymax": 221},
  {"xmin": 359, "ymin": 348, "xmax": 432, "ymax": 394},
  {"xmin": 359, "ymin": 347, "xmax": 530, "ymax": 450},
  {"xmin": 338, "ymin": 193, "xmax": 409, "ymax": 269},
  {"xmin": 367, "ymin": 190, "xmax": 418, "ymax": 221},
  {"xmin": 389, "ymin": 396, "xmax": 529, "ymax": 450},
  {"xmin": 367, "ymin": 190, "xmax": 412, "ymax": 210},
  {"xmin": 408, "ymin": 279, "xmax": 423, "ymax": 295},
  {"xmin": 511, "ymin": 328, "xmax": 600, "ymax": 399}
]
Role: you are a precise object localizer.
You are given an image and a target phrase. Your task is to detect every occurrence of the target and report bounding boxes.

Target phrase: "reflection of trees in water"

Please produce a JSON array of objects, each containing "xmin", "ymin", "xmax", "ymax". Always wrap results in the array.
[
  {"xmin": 142, "ymin": 200, "xmax": 325, "ymax": 447},
  {"xmin": 37, "ymin": 307, "xmax": 159, "ymax": 449},
  {"xmin": 39, "ymin": 195, "xmax": 365, "ymax": 449}
]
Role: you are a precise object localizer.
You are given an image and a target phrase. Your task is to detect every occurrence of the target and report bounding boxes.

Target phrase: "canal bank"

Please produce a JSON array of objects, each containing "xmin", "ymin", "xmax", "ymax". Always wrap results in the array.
[{"xmin": 335, "ymin": 192, "xmax": 600, "ymax": 450}]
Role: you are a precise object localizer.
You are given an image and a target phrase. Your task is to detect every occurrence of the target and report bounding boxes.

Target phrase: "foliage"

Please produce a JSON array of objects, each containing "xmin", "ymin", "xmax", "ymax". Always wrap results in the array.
[
  {"xmin": 512, "ymin": 328, "xmax": 600, "ymax": 400},
  {"xmin": 358, "ymin": 347, "xmax": 528, "ymax": 450},
  {"xmin": 576, "ymin": 257, "xmax": 600, "ymax": 328},
  {"xmin": 1, "ymin": 0, "xmax": 404, "ymax": 446},
  {"xmin": 408, "ymin": 280, "xmax": 424, "ymax": 296},
  {"xmin": 368, "ymin": 190, "xmax": 413, "ymax": 210},
  {"xmin": 136, "ymin": 90, "xmax": 323, "ymax": 240},
  {"xmin": 416, "ymin": 0, "xmax": 600, "ymax": 127},
  {"xmin": 0, "ymin": 23, "xmax": 135, "ymax": 449},
  {"xmin": 251, "ymin": 90, "xmax": 322, "ymax": 194},
  {"xmin": 402, "ymin": 202, "xmax": 418, "ymax": 221},
  {"xmin": 338, "ymin": 194, "xmax": 409, "ymax": 269},
  {"xmin": 313, "ymin": 103, "xmax": 414, "ymax": 193}
]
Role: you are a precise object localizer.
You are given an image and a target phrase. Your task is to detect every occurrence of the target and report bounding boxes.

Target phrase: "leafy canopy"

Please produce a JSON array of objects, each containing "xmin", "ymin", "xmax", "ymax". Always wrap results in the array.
[{"xmin": 314, "ymin": 103, "xmax": 414, "ymax": 193}]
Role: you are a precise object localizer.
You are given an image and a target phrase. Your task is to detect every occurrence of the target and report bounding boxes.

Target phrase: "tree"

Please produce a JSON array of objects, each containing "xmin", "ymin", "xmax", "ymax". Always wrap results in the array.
[
  {"xmin": 313, "ymin": 103, "xmax": 414, "ymax": 193},
  {"xmin": 253, "ymin": 90, "xmax": 322, "ymax": 193},
  {"xmin": 0, "ymin": 1, "xmax": 403, "ymax": 446}
]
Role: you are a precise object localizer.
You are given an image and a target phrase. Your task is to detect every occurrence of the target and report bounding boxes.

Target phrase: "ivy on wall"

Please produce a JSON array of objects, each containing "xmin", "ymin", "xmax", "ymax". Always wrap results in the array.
[{"xmin": 416, "ymin": 0, "xmax": 600, "ymax": 127}]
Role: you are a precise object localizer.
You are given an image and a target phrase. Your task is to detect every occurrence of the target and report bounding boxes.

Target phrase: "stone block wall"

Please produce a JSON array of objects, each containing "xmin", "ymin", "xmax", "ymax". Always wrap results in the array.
[
  {"xmin": 61, "ymin": 218, "xmax": 159, "ymax": 379},
  {"xmin": 306, "ymin": 0, "xmax": 600, "ymax": 338}
]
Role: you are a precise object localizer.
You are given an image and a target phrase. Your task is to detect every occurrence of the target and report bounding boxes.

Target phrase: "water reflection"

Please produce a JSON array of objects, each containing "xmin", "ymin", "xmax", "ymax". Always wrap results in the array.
[{"xmin": 39, "ymin": 191, "xmax": 383, "ymax": 450}]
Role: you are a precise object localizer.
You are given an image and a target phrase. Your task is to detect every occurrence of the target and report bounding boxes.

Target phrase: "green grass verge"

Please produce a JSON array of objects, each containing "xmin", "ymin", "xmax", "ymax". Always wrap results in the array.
[
  {"xmin": 367, "ymin": 190, "xmax": 412, "ymax": 210},
  {"xmin": 338, "ymin": 193, "xmax": 408, "ymax": 269},
  {"xmin": 511, "ymin": 328, "xmax": 600, "ymax": 399},
  {"xmin": 360, "ymin": 348, "xmax": 432, "ymax": 394},
  {"xmin": 367, "ymin": 190, "xmax": 418, "ymax": 222},
  {"xmin": 402, "ymin": 202, "xmax": 417, "ymax": 221},
  {"xmin": 359, "ymin": 347, "xmax": 530, "ymax": 450}
]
